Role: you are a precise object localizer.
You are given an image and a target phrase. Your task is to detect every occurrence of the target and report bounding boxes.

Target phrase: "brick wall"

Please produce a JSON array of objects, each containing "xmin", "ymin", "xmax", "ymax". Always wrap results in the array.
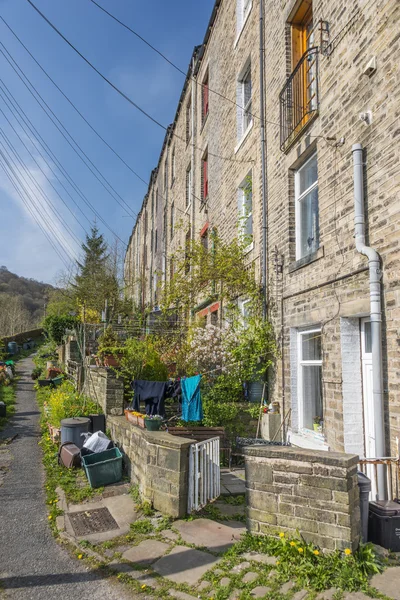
[
  {"xmin": 108, "ymin": 416, "xmax": 194, "ymax": 518},
  {"xmin": 244, "ymin": 445, "xmax": 361, "ymax": 551},
  {"xmin": 83, "ymin": 367, "xmax": 124, "ymax": 416}
]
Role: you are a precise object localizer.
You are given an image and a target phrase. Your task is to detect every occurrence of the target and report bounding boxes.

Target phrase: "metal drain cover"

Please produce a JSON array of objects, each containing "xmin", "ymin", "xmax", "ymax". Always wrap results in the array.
[{"xmin": 68, "ymin": 507, "xmax": 119, "ymax": 536}]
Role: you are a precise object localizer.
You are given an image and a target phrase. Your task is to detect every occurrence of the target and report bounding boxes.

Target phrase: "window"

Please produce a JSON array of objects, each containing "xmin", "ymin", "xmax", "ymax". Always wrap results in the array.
[
  {"xmin": 238, "ymin": 172, "xmax": 253, "ymax": 245},
  {"xmin": 163, "ymin": 207, "xmax": 167, "ymax": 240},
  {"xmin": 164, "ymin": 158, "xmax": 168, "ymax": 190},
  {"xmin": 236, "ymin": 0, "xmax": 252, "ymax": 36},
  {"xmin": 185, "ymin": 228, "xmax": 191, "ymax": 274},
  {"xmin": 201, "ymin": 150, "xmax": 208, "ymax": 202},
  {"xmin": 154, "ymin": 229, "xmax": 158, "ymax": 253},
  {"xmin": 186, "ymin": 164, "xmax": 192, "ymax": 208},
  {"xmin": 170, "ymin": 202, "xmax": 175, "ymax": 239},
  {"xmin": 186, "ymin": 97, "xmax": 192, "ymax": 144},
  {"xmin": 298, "ymin": 327, "xmax": 323, "ymax": 432},
  {"xmin": 156, "ymin": 189, "xmax": 159, "ymax": 214},
  {"xmin": 170, "ymin": 258, "xmax": 174, "ymax": 281},
  {"xmin": 171, "ymin": 147, "xmax": 176, "ymax": 185},
  {"xmin": 237, "ymin": 62, "xmax": 252, "ymax": 141},
  {"xmin": 239, "ymin": 298, "xmax": 251, "ymax": 323},
  {"xmin": 210, "ymin": 310, "xmax": 218, "ymax": 326},
  {"xmin": 202, "ymin": 70, "xmax": 209, "ymax": 124},
  {"xmin": 151, "ymin": 189, "xmax": 154, "ymax": 222},
  {"xmin": 295, "ymin": 152, "xmax": 319, "ymax": 259}
]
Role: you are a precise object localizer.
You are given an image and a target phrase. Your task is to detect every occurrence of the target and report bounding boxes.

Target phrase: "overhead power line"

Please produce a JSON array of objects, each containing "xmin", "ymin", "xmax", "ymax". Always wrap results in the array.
[
  {"xmin": 0, "ymin": 149, "xmax": 73, "ymax": 267},
  {"xmin": 0, "ymin": 125, "xmax": 82, "ymax": 249},
  {"xmin": 0, "ymin": 41, "xmax": 137, "ymax": 219},
  {"xmin": 24, "ymin": 0, "xmax": 253, "ymax": 165},
  {"xmin": 0, "ymin": 105, "xmax": 87, "ymax": 239},
  {"xmin": 0, "ymin": 77, "xmax": 127, "ymax": 245},
  {"xmin": 0, "ymin": 138, "xmax": 78, "ymax": 261}
]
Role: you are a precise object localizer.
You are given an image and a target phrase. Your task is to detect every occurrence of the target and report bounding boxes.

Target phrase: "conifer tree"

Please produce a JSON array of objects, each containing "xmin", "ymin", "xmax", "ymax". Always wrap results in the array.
[{"xmin": 73, "ymin": 226, "xmax": 119, "ymax": 315}]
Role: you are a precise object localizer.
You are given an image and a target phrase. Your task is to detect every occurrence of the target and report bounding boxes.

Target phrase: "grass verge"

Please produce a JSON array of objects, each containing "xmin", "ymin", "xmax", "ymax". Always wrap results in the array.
[{"xmin": 0, "ymin": 383, "xmax": 16, "ymax": 431}]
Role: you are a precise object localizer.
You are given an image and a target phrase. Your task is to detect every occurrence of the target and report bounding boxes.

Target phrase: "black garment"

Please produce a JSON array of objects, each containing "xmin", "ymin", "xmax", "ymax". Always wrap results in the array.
[
  {"xmin": 167, "ymin": 379, "xmax": 182, "ymax": 401},
  {"xmin": 130, "ymin": 380, "xmax": 168, "ymax": 417}
]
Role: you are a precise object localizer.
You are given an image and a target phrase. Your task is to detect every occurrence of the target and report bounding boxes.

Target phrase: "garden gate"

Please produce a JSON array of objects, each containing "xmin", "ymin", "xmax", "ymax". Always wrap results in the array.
[{"xmin": 188, "ymin": 437, "xmax": 220, "ymax": 513}]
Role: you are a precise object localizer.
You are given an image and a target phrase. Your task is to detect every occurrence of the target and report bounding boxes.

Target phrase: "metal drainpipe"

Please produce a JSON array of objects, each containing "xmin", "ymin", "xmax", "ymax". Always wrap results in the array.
[
  {"xmin": 191, "ymin": 57, "xmax": 196, "ymax": 243},
  {"xmin": 352, "ymin": 143, "xmax": 386, "ymax": 499},
  {"xmin": 259, "ymin": 0, "xmax": 268, "ymax": 320}
]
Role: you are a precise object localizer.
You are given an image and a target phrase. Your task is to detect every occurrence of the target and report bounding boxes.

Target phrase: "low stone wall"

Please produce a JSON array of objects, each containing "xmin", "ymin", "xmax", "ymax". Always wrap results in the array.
[
  {"xmin": 108, "ymin": 416, "xmax": 195, "ymax": 518},
  {"xmin": 244, "ymin": 446, "xmax": 361, "ymax": 551},
  {"xmin": 2, "ymin": 328, "xmax": 44, "ymax": 349},
  {"xmin": 83, "ymin": 367, "xmax": 124, "ymax": 416}
]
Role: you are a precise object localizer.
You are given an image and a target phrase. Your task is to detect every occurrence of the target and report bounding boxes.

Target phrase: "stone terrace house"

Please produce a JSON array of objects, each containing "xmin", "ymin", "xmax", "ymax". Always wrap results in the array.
[{"xmin": 124, "ymin": 0, "xmax": 400, "ymax": 465}]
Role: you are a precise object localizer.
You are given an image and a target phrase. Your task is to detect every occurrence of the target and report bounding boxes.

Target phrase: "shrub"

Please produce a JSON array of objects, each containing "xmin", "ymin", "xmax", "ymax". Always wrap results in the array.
[{"xmin": 47, "ymin": 381, "xmax": 100, "ymax": 427}]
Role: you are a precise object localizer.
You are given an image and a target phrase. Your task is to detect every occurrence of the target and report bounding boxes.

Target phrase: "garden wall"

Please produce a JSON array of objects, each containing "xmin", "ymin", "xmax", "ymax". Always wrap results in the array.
[
  {"xmin": 2, "ymin": 328, "xmax": 44, "ymax": 349},
  {"xmin": 108, "ymin": 416, "xmax": 195, "ymax": 518},
  {"xmin": 244, "ymin": 446, "xmax": 361, "ymax": 551},
  {"xmin": 83, "ymin": 367, "xmax": 124, "ymax": 416}
]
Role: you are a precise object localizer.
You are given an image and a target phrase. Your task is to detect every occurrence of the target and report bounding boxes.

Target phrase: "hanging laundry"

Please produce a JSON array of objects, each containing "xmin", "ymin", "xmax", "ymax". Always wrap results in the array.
[
  {"xmin": 130, "ymin": 380, "xmax": 168, "ymax": 417},
  {"xmin": 181, "ymin": 375, "xmax": 203, "ymax": 422}
]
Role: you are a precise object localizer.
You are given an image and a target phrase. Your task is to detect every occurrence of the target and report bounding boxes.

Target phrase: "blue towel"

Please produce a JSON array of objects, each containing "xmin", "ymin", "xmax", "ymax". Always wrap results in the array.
[{"xmin": 181, "ymin": 375, "xmax": 203, "ymax": 422}]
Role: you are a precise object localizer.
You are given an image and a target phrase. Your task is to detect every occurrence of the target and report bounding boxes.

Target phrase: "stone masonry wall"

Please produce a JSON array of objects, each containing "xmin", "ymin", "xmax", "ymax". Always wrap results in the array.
[
  {"xmin": 244, "ymin": 446, "xmax": 360, "ymax": 552},
  {"xmin": 83, "ymin": 367, "xmax": 124, "ymax": 416},
  {"xmin": 108, "ymin": 416, "xmax": 195, "ymax": 518}
]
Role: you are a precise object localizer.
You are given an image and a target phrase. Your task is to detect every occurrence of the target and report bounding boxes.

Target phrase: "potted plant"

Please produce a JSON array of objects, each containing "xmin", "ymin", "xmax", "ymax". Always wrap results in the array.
[
  {"xmin": 144, "ymin": 415, "xmax": 163, "ymax": 431},
  {"xmin": 97, "ymin": 327, "xmax": 124, "ymax": 367},
  {"xmin": 313, "ymin": 416, "xmax": 323, "ymax": 433}
]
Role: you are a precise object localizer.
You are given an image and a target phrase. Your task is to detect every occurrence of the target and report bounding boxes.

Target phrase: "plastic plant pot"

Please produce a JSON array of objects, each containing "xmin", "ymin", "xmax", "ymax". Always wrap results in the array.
[{"xmin": 144, "ymin": 418, "xmax": 162, "ymax": 431}]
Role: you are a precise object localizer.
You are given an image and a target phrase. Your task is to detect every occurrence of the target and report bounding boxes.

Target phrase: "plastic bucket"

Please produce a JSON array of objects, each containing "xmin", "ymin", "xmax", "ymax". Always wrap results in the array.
[{"xmin": 82, "ymin": 447, "xmax": 123, "ymax": 488}]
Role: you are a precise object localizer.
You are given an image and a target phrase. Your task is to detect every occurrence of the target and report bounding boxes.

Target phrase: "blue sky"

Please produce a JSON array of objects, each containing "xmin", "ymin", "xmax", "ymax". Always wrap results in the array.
[{"xmin": 0, "ymin": 0, "xmax": 214, "ymax": 283}]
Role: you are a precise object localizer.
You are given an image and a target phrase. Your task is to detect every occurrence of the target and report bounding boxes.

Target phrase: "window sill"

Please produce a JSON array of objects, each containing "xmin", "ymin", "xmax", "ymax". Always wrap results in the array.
[
  {"xmin": 235, "ymin": 120, "xmax": 253, "ymax": 154},
  {"xmin": 234, "ymin": 3, "xmax": 253, "ymax": 49},
  {"xmin": 289, "ymin": 246, "xmax": 324, "ymax": 273},
  {"xmin": 244, "ymin": 241, "xmax": 254, "ymax": 254},
  {"xmin": 289, "ymin": 429, "xmax": 329, "ymax": 451}
]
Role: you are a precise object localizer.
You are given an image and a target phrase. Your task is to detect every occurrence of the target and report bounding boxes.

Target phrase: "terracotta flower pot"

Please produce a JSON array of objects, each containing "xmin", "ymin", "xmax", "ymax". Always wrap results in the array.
[{"xmin": 125, "ymin": 410, "xmax": 138, "ymax": 426}]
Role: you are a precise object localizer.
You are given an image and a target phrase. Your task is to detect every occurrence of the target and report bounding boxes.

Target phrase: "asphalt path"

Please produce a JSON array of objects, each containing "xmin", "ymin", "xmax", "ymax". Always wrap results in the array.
[{"xmin": 0, "ymin": 356, "xmax": 133, "ymax": 600}]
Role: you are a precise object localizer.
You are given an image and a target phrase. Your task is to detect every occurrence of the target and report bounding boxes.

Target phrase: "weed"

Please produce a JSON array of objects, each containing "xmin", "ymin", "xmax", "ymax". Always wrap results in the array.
[
  {"xmin": 130, "ymin": 519, "xmax": 154, "ymax": 534},
  {"xmin": 0, "ymin": 382, "xmax": 16, "ymax": 430}
]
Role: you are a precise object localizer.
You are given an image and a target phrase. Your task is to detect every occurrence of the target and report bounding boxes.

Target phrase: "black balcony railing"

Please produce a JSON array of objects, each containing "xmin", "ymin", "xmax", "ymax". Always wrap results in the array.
[{"xmin": 279, "ymin": 47, "xmax": 319, "ymax": 151}]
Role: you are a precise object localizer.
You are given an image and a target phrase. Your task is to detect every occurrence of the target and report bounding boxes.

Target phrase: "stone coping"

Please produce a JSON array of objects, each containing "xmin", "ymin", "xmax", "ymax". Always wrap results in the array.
[
  {"xmin": 108, "ymin": 416, "xmax": 196, "ymax": 449},
  {"xmin": 242, "ymin": 445, "xmax": 359, "ymax": 467}
]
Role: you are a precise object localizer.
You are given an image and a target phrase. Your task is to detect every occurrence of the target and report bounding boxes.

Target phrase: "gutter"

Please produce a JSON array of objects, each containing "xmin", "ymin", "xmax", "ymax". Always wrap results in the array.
[{"xmin": 352, "ymin": 143, "xmax": 386, "ymax": 499}]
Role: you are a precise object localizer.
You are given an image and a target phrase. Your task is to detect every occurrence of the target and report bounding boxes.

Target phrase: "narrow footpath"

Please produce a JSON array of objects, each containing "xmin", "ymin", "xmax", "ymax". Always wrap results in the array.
[{"xmin": 0, "ymin": 357, "xmax": 133, "ymax": 600}]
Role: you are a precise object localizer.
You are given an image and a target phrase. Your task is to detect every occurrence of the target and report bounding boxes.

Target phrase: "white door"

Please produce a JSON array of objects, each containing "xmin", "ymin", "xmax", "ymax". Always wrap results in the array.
[{"xmin": 361, "ymin": 318, "xmax": 377, "ymax": 498}]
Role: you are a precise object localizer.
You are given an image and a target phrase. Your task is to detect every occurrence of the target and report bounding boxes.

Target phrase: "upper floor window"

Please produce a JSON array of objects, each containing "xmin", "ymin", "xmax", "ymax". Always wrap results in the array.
[
  {"xmin": 236, "ymin": 0, "xmax": 252, "ymax": 37},
  {"xmin": 202, "ymin": 70, "xmax": 209, "ymax": 125},
  {"xmin": 151, "ymin": 189, "xmax": 154, "ymax": 222},
  {"xmin": 238, "ymin": 172, "xmax": 253, "ymax": 247},
  {"xmin": 164, "ymin": 158, "xmax": 168, "ymax": 190},
  {"xmin": 201, "ymin": 150, "xmax": 209, "ymax": 203},
  {"xmin": 186, "ymin": 164, "xmax": 192, "ymax": 209},
  {"xmin": 186, "ymin": 97, "xmax": 192, "ymax": 145},
  {"xmin": 291, "ymin": 0, "xmax": 313, "ymax": 69},
  {"xmin": 171, "ymin": 147, "xmax": 176, "ymax": 185},
  {"xmin": 170, "ymin": 202, "xmax": 175, "ymax": 239},
  {"xmin": 295, "ymin": 152, "xmax": 319, "ymax": 260},
  {"xmin": 237, "ymin": 61, "xmax": 252, "ymax": 142},
  {"xmin": 156, "ymin": 189, "xmax": 159, "ymax": 214},
  {"xmin": 154, "ymin": 228, "xmax": 158, "ymax": 253}
]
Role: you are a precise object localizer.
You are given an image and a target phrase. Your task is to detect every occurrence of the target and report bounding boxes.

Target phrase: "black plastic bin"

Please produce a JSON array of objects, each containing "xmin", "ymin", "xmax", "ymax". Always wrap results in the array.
[
  {"xmin": 368, "ymin": 501, "xmax": 400, "ymax": 551},
  {"xmin": 357, "ymin": 471, "xmax": 371, "ymax": 542}
]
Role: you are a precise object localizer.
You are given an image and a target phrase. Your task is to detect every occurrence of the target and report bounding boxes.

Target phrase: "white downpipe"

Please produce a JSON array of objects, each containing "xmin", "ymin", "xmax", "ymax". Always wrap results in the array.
[{"xmin": 352, "ymin": 143, "xmax": 386, "ymax": 500}]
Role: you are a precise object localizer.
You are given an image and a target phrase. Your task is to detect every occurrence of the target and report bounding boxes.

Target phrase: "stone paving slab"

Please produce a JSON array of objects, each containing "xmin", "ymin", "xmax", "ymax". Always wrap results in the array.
[
  {"xmin": 161, "ymin": 529, "xmax": 179, "ymax": 541},
  {"xmin": 250, "ymin": 586, "xmax": 270, "ymax": 598},
  {"xmin": 315, "ymin": 589, "xmax": 337, "ymax": 600},
  {"xmin": 173, "ymin": 518, "xmax": 245, "ymax": 552},
  {"xmin": 213, "ymin": 501, "xmax": 246, "ymax": 518},
  {"xmin": 169, "ymin": 590, "xmax": 199, "ymax": 600},
  {"xmin": 370, "ymin": 566, "xmax": 400, "ymax": 600},
  {"xmin": 242, "ymin": 552, "xmax": 277, "ymax": 565},
  {"xmin": 232, "ymin": 561, "xmax": 251, "ymax": 573},
  {"xmin": 153, "ymin": 545, "xmax": 220, "ymax": 585},
  {"xmin": 220, "ymin": 469, "xmax": 246, "ymax": 495},
  {"xmin": 108, "ymin": 560, "xmax": 160, "ymax": 588},
  {"xmin": 243, "ymin": 571, "xmax": 259, "ymax": 583},
  {"xmin": 122, "ymin": 540, "xmax": 170, "ymax": 566}
]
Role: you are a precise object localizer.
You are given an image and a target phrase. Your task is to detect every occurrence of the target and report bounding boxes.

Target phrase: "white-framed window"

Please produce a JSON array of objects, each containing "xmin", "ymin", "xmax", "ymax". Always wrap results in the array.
[
  {"xmin": 238, "ymin": 298, "xmax": 251, "ymax": 324},
  {"xmin": 237, "ymin": 61, "xmax": 252, "ymax": 142},
  {"xmin": 297, "ymin": 327, "xmax": 323, "ymax": 433},
  {"xmin": 236, "ymin": 0, "xmax": 252, "ymax": 37},
  {"xmin": 186, "ymin": 164, "xmax": 192, "ymax": 209},
  {"xmin": 238, "ymin": 172, "xmax": 253, "ymax": 247},
  {"xmin": 295, "ymin": 152, "xmax": 319, "ymax": 260}
]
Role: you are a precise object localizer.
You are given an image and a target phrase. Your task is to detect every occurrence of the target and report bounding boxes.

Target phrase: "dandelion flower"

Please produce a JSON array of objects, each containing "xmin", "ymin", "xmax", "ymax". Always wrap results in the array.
[
  {"xmin": 290, "ymin": 541, "xmax": 296, "ymax": 547},
  {"xmin": 48, "ymin": 515, "xmax": 52, "ymax": 520},
  {"xmin": 78, "ymin": 554, "xmax": 83, "ymax": 560},
  {"xmin": 298, "ymin": 547, "xmax": 304, "ymax": 553},
  {"xmin": 313, "ymin": 550, "xmax": 320, "ymax": 556},
  {"xmin": 279, "ymin": 532, "xmax": 285, "ymax": 538},
  {"xmin": 48, "ymin": 500, "xmax": 52, "ymax": 504},
  {"xmin": 141, "ymin": 585, "xmax": 146, "ymax": 589},
  {"xmin": 276, "ymin": 561, "xmax": 280, "ymax": 565},
  {"xmin": 344, "ymin": 548, "xmax": 352, "ymax": 556}
]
